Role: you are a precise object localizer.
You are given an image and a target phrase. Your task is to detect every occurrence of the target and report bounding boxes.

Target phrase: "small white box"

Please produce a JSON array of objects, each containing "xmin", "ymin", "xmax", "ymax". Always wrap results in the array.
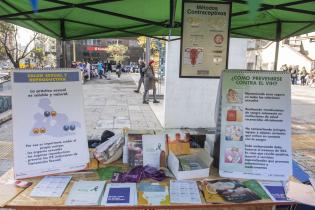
[{"xmin": 168, "ymin": 150, "xmax": 213, "ymax": 180}]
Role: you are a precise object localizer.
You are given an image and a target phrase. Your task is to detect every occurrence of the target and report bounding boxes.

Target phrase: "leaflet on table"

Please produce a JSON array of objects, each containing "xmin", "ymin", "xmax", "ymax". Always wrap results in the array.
[
  {"xmin": 259, "ymin": 181, "xmax": 287, "ymax": 201},
  {"xmin": 219, "ymin": 70, "xmax": 292, "ymax": 181},
  {"xmin": 65, "ymin": 180, "xmax": 106, "ymax": 206},
  {"xmin": 30, "ymin": 176, "xmax": 71, "ymax": 197},
  {"xmin": 12, "ymin": 69, "xmax": 89, "ymax": 179},
  {"xmin": 137, "ymin": 182, "xmax": 170, "ymax": 205},
  {"xmin": 101, "ymin": 183, "xmax": 137, "ymax": 206},
  {"xmin": 170, "ymin": 180, "xmax": 201, "ymax": 204},
  {"xmin": 285, "ymin": 181, "xmax": 315, "ymax": 206}
]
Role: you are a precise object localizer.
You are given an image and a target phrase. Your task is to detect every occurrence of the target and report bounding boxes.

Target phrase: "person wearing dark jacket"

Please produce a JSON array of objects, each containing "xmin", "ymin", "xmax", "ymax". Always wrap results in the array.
[
  {"xmin": 134, "ymin": 60, "xmax": 146, "ymax": 93},
  {"xmin": 143, "ymin": 60, "xmax": 159, "ymax": 104}
]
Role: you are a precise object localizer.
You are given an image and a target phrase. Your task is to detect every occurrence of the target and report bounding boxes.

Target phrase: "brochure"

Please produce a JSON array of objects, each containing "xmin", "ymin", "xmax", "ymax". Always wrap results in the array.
[
  {"xmin": 30, "ymin": 176, "xmax": 71, "ymax": 197},
  {"xmin": 178, "ymin": 155, "xmax": 204, "ymax": 171},
  {"xmin": 65, "ymin": 180, "xmax": 106, "ymax": 206},
  {"xmin": 127, "ymin": 134, "xmax": 143, "ymax": 167},
  {"xmin": 259, "ymin": 181, "xmax": 287, "ymax": 201},
  {"xmin": 206, "ymin": 179, "xmax": 260, "ymax": 203},
  {"xmin": 101, "ymin": 183, "xmax": 137, "ymax": 206},
  {"xmin": 170, "ymin": 180, "xmax": 201, "ymax": 204},
  {"xmin": 142, "ymin": 135, "xmax": 166, "ymax": 168},
  {"xmin": 166, "ymin": 132, "xmax": 190, "ymax": 155},
  {"xmin": 138, "ymin": 182, "xmax": 170, "ymax": 205}
]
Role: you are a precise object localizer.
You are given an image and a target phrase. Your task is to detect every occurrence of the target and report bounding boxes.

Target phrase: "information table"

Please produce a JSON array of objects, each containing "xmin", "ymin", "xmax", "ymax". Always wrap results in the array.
[{"xmin": 0, "ymin": 166, "xmax": 295, "ymax": 210}]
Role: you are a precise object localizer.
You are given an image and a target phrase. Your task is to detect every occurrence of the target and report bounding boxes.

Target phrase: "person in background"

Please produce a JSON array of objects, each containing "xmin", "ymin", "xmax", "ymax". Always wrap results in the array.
[
  {"xmin": 143, "ymin": 60, "xmax": 159, "ymax": 104},
  {"xmin": 85, "ymin": 60, "xmax": 91, "ymax": 80},
  {"xmin": 300, "ymin": 66, "xmax": 307, "ymax": 86},
  {"xmin": 97, "ymin": 61, "xmax": 104, "ymax": 79},
  {"xmin": 71, "ymin": 61, "xmax": 77, "ymax": 68},
  {"xmin": 105, "ymin": 60, "xmax": 112, "ymax": 80},
  {"xmin": 134, "ymin": 60, "xmax": 146, "ymax": 93},
  {"xmin": 116, "ymin": 61, "xmax": 122, "ymax": 78}
]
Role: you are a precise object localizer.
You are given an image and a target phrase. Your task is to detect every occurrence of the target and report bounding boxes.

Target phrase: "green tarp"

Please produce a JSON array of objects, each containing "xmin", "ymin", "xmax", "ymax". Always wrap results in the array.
[{"xmin": 0, "ymin": 0, "xmax": 314, "ymax": 41}]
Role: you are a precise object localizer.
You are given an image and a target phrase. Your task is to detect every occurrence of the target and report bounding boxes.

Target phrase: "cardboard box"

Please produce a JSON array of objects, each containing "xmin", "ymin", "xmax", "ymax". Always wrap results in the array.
[{"xmin": 168, "ymin": 149, "xmax": 213, "ymax": 180}]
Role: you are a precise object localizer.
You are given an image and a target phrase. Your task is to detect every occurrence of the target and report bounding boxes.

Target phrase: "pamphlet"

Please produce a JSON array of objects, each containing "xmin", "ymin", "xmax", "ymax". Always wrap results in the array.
[
  {"xmin": 259, "ymin": 181, "xmax": 287, "ymax": 201},
  {"xmin": 166, "ymin": 132, "xmax": 190, "ymax": 155},
  {"xmin": 30, "ymin": 176, "xmax": 71, "ymax": 197},
  {"xmin": 65, "ymin": 180, "xmax": 106, "ymax": 206},
  {"xmin": 286, "ymin": 181, "xmax": 315, "ymax": 207},
  {"xmin": 142, "ymin": 135, "xmax": 166, "ymax": 168},
  {"xmin": 219, "ymin": 70, "xmax": 292, "ymax": 181},
  {"xmin": 101, "ymin": 183, "xmax": 137, "ymax": 206},
  {"xmin": 127, "ymin": 134, "xmax": 143, "ymax": 167},
  {"xmin": 205, "ymin": 179, "xmax": 260, "ymax": 203},
  {"xmin": 170, "ymin": 180, "xmax": 201, "ymax": 204},
  {"xmin": 138, "ymin": 182, "xmax": 170, "ymax": 205}
]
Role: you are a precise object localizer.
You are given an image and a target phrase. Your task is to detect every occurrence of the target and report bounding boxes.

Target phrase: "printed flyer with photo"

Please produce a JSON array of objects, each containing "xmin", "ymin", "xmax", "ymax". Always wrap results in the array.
[
  {"xmin": 12, "ymin": 69, "xmax": 89, "ymax": 179},
  {"xmin": 219, "ymin": 70, "xmax": 292, "ymax": 181},
  {"xmin": 180, "ymin": 1, "xmax": 230, "ymax": 77}
]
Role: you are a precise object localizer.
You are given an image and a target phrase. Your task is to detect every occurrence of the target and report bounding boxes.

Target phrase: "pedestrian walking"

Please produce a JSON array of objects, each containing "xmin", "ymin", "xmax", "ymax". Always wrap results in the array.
[
  {"xmin": 300, "ymin": 66, "xmax": 307, "ymax": 86},
  {"xmin": 143, "ymin": 60, "xmax": 159, "ymax": 104},
  {"xmin": 97, "ymin": 61, "xmax": 104, "ymax": 79},
  {"xmin": 134, "ymin": 60, "xmax": 146, "ymax": 93},
  {"xmin": 290, "ymin": 66, "xmax": 297, "ymax": 85},
  {"xmin": 85, "ymin": 60, "xmax": 91, "ymax": 80},
  {"xmin": 116, "ymin": 61, "xmax": 122, "ymax": 78}
]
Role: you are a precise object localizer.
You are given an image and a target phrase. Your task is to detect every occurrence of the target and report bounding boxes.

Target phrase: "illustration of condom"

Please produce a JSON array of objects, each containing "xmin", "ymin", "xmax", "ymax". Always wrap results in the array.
[
  {"xmin": 40, "ymin": 128, "xmax": 46, "ymax": 134},
  {"xmin": 51, "ymin": 111, "xmax": 57, "ymax": 117},
  {"xmin": 190, "ymin": 48, "xmax": 200, "ymax": 65},
  {"xmin": 32, "ymin": 128, "xmax": 40, "ymax": 134}
]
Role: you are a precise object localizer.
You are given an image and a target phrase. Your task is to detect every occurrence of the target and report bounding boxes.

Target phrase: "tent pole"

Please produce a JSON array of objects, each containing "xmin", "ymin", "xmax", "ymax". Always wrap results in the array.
[
  {"xmin": 145, "ymin": 37, "xmax": 150, "ymax": 65},
  {"xmin": 60, "ymin": 19, "xmax": 67, "ymax": 68},
  {"xmin": 274, "ymin": 21, "xmax": 281, "ymax": 71}
]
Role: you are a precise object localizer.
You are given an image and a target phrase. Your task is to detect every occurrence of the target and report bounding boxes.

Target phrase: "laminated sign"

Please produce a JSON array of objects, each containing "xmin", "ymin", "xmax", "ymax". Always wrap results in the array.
[
  {"xmin": 219, "ymin": 70, "xmax": 292, "ymax": 181},
  {"xmin": 12, "ymin": 69, "xmax": 89, "ymax": 179}
]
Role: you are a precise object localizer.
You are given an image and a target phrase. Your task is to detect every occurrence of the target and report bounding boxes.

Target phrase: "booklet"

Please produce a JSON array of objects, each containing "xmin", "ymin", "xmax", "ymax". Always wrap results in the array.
[
  {"xmin": 259, "ymin": 181, "xmax": 287, "ymax": 201},
  {"xmin": 65, "ymin": 180, "xmax": 106, "ymax": 206},
  {"xmin": 208, "ymin": 179, "xmax": 260, "ymax": 203},
  {"xmin": 101, "ymin": 183, "xmax": 137, "ymax": 206},
  {"xmin": 30, "ymin": 176, "xmax": 71, "ymax": 197},
  {"xmin": 138, "ymin": 182, "xmax": 170, "ymax": 205},
  {"xmin": 199, "ymin": 180, "xmax": 225, "ymax": 203},
  {"xmin": 170, "ymin": 180, "xmax": 201, "ymax": 204},
  {"xmin": 127, "ymin": 134, "xmax": 143, "ymax": 167}
]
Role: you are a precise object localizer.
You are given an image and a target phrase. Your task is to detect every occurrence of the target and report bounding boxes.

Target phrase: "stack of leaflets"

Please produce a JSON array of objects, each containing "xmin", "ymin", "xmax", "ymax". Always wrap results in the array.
[
  {"xmin": 65, "ymin": 181, "xmax": 106, "ymax": 206},
  {"xmin": 178, "ymin": 155, "xmax": 205, "ymax": 171},
  {"xmin": 200, "ymin": 179, "xmax": 260, "ymax": 203},
  {"xmin": 137, "ymin": 182, "xmax": 170, "ymax": 205},
  {"xmin": 101, "ymin": 183, "xmax": 137, "ymax": 206}
]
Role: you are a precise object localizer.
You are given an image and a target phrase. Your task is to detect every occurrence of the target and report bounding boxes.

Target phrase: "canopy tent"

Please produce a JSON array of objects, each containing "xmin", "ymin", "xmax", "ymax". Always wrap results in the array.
[{"xmin": 0, "ymin": 0, "xmax": 314, "ymax": 42}]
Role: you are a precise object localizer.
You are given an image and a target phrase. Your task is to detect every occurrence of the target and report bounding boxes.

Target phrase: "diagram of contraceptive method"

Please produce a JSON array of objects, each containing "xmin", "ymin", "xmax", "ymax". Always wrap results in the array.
[{"xmin": 30, "ymin": 98, "xmax": 81, "ymax": 137}]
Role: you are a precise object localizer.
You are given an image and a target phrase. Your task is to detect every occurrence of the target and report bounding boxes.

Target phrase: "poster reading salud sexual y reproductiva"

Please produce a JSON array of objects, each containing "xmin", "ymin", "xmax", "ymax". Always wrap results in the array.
[
  {"xmin": 12, "ymin": 69, "xmax": 89, "ymax": 179},
  {"xmin": 219, "ymin": 70, "xmax": 292, "ymax": 181}
]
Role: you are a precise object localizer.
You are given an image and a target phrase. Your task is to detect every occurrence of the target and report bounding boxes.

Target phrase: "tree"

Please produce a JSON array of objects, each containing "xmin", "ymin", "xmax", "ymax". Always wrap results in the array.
[
  {"xmin": 106, "ymin": 43, "xmax": 128, "ymax": 63},
  {"xmin": 0, "ymin": 21, "xmax": 38, "ymax": 68}
]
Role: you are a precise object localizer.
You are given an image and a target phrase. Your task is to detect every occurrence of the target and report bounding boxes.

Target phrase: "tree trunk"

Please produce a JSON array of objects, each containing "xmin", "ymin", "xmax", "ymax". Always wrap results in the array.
[{"xmin": 14, "ymin": 60, "xmax": 19, "ymax": 69}]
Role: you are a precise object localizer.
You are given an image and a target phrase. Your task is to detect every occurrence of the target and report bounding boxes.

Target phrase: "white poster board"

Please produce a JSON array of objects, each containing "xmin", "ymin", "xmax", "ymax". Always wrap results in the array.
[
  {"xmin": 219, "ymin": 70, "xmax": 292, "ymax": 181},
  {"xmin": 180, "ymin": 1, "xmax": 230, "ymax": 78},
  {"xmin": 12, "ymin": 69, "xmax": 89, "ymax": 179}
]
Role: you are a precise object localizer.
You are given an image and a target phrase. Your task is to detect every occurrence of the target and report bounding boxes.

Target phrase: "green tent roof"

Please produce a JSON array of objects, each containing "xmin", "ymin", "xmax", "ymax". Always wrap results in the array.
[{"xmin": 0, "ymin": 0, "xmax": 314, "ymax": 41}]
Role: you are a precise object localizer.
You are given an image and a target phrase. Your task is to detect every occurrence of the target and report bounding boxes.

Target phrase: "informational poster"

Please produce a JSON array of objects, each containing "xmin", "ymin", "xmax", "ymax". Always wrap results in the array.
[
  {"xmin": 180, "ymin": 1, "xmax": 230, "ymax": 78},
  {"xmin": 12, "ymin": 69, "xmax": 89, "ymax": 179},
  {"xmin": 219, "ymin": 70, "xmax": 292, "ymax": 181}
]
